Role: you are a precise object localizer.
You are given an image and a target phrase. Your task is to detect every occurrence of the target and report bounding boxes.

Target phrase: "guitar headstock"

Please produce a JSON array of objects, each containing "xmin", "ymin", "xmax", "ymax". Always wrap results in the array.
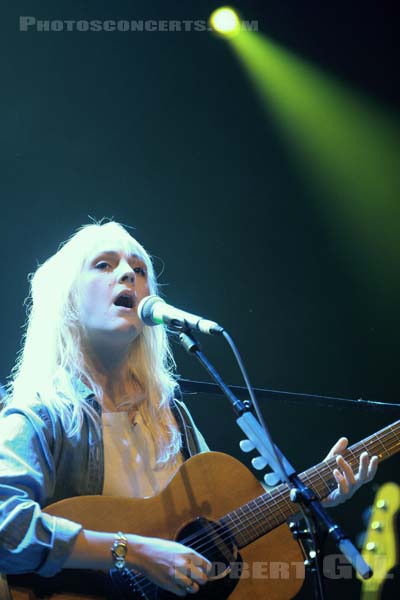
[{"xmin": 358, "ymin": 481, "xmax": 400, "ymax": 595}]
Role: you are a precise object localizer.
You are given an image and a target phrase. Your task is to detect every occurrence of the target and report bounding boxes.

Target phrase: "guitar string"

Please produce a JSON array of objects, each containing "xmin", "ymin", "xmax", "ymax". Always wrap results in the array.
[
  {"xmin": 135, "ymin": 447, "xmax": 400, "ymax": 598},
  {"xmin": 131, "ymin": 428, "xmax": 400, "ymax": 595},
  {"xmin": 128, "ymin": 424, "xmax": 400, "ymax": 575},
  {"xmin": 133, "ymin": 437, "xmax": 400, "ymax": 599},
  {"xmin": 130, "ymin": 429, "xmax": 400, "ymax": 596},
  {"xmin": 132, "ymin": 428, "xmax": 400, "ymax": 596},
  {"xmin": 170, "ymin": 428, "xmax": 400, "ymax": 552},
  {"xmin": 177, "ymin": 430, "xmax": 400, "ymax": 556}
]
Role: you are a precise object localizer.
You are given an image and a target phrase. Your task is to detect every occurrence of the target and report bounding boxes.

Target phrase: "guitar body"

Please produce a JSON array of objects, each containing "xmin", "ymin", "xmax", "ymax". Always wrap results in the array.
[{"xmin": 9, "ymin": 452, "xmax": 304, "ymax": 600}]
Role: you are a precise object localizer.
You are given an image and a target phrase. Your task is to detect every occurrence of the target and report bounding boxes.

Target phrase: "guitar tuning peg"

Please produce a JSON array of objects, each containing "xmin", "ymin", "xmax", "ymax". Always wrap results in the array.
[
  {"xmin": 264, "ymin": 472, "xmax": 281, "ymax": 486},
  {"xmin": 376, "ymin": 499, "xmax": 387, "ymax": 510},
  {"xmin": 239, "ymin": 439, "xmax": 255, "ymax": 452},
  {"xmin": 252, "ymin": 456, "xmax": 268, "ymax": 470}
]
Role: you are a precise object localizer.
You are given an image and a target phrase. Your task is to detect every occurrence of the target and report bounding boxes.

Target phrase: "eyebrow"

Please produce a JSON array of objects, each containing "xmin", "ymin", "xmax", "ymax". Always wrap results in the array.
[{"xmin": 91, "ymin": 251, "xmax": 146, "ymax": 263}]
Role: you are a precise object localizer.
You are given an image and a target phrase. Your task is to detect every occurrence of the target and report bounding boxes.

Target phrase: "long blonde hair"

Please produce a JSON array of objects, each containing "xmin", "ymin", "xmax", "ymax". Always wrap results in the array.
[{"xmin": 8, "ymin": 221, "xmax": 181, "ymax": 464}]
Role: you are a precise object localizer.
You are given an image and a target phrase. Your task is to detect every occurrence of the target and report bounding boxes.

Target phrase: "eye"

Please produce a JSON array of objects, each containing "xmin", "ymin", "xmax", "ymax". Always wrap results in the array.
[
  {"xmin": 133, "ymin": 266, "xmax": 147, "ymax": 276},
  {"xmin": 95, "ymin": 261, "xmax": 111, "ymax": 270}
]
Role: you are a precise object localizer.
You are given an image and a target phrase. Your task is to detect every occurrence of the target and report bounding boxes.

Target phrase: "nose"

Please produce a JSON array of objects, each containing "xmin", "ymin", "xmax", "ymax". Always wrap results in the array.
[{"xmin": 119, "ymin": 264, "xmax": 136, "ymax": 285}]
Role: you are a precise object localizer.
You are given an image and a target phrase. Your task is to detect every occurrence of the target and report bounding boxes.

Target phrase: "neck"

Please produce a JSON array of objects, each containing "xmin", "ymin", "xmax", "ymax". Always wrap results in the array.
[
  {"xmin": 85, "ymin": 341, "xmax": 143, "ymax": 412},
  {"xmin": 90, "ymin": 338, "xmax": 130, "ymax": 373}
]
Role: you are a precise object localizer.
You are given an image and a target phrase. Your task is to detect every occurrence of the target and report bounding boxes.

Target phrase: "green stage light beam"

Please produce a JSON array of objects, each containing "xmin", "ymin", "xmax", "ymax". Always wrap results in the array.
[{"xmin": 228, "ymin": 31, "xmax": 400, "ymax": 302}]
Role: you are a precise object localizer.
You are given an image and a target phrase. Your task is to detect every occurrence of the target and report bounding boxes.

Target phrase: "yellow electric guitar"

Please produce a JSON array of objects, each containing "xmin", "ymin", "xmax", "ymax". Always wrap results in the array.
[{"xmin": 359, "ymin": 482, "xmax": 400, "ymax": 599}]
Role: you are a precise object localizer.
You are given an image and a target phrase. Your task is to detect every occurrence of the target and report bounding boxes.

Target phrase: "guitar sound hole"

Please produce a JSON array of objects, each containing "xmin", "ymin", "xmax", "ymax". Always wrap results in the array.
[{"xmin": 173, "ymin": 517, "xmax": 241, "ymax": 599}]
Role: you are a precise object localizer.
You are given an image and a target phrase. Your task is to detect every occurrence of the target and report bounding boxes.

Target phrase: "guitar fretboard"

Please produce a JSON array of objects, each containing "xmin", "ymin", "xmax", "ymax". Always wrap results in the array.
[{"xmin": 221, "ymin": 420, "xmax": 400, "ymax": 549}]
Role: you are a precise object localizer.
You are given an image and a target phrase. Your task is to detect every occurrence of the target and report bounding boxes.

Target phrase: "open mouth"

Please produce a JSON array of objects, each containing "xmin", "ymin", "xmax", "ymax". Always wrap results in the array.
[{"xmin": 114, "ymin": 294, "xmax": 135, "ymax": 309}]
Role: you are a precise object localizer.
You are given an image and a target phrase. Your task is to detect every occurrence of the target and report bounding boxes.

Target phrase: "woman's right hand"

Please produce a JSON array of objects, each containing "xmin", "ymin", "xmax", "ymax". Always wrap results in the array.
[{"xmin": 129, "ymin": 535, "xmax": 212, "ymax": 597}]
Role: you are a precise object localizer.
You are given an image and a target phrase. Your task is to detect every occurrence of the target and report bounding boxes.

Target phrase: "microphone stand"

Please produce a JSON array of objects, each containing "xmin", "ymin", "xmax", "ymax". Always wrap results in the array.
[{"xmin": 177, "ymin": 331, "xmax": 373, "ymax": 600}]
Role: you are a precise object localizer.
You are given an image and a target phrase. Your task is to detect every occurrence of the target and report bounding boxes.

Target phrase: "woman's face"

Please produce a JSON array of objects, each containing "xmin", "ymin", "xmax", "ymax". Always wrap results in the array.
[{"xmin": 77, "ymin": 240, "xmax": 151, "ymax": 350}]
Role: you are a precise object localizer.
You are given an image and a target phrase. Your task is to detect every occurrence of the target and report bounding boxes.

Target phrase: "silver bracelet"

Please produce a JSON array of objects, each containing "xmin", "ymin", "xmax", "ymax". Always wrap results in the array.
[{"xmin": 111, "ymin": 532, "xmax": 128, "ymax": 569}]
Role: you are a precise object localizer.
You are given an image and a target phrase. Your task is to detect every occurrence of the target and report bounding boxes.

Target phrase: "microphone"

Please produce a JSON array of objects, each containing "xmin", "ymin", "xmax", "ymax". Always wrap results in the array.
[{"xmin": 138, "ymin": 295, "xmax": 224, "ymax": 336}]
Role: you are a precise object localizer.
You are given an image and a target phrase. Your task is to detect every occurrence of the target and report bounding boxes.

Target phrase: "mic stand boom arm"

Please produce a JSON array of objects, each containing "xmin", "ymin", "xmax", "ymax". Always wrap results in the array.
[{"xmin": 177, "ymin": 331, "xmax": 373, "ymax": 599}]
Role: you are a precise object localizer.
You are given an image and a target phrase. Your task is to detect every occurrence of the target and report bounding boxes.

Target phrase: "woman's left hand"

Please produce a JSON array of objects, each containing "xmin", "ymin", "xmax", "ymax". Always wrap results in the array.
[{"xmin": 323, "ymin": 437, "xmax": 378, "ymax": 508}]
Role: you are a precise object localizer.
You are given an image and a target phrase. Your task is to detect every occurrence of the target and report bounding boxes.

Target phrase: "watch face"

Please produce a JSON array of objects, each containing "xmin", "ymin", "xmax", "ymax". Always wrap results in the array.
[{"xmin": 115, "ymin": 546, "xmax": 125, "ymax": 557}]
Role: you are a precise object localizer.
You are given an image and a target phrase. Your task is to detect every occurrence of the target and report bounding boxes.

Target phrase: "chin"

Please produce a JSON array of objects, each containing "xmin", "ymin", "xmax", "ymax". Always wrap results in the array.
[{"xmin": 116, "ymin": 322, "xmax": 144, "ymax": 343}]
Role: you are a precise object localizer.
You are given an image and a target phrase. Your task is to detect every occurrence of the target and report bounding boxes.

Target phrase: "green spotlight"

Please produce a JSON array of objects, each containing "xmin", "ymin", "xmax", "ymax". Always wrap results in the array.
[
  {"xmin": 228, "ymin": 30, "xmax": 400, "ymax": 303},
  {"xmin": 209, "ymin": 7, "xmax": 241, "ymax": 37}
]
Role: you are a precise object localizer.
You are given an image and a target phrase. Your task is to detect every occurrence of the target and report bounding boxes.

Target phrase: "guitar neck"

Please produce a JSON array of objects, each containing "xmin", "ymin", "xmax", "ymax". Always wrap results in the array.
[{"xmin": 221, "ymin": 419, "xmax": 400, "ymax": 549}]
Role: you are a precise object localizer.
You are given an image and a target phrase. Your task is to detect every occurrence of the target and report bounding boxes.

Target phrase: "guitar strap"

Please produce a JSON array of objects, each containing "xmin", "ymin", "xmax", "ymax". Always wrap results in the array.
[
  {"xmin": 170, "ymin": 399, "xmax": 192, "ymax": 461},
  {"xmin": 170, "ymin": 397, "xmax": 209, "ymax": 459}
]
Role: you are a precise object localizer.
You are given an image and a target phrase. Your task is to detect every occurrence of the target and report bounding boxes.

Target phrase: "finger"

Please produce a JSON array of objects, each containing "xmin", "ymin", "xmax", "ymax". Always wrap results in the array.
[
  {"xmin": 174, "ymin": 572, "xmax": 199, "ymax": 596},
  {"xmin": 203, "ymin": 560, "xmax": 212, "ymax": 576},
  {"xmin": 186, "ymin": 551, "xmax": 212, "ymax": 574},
  {"xmin": 357, "ymin": 452, "xmax": 370, "ymax": 481},
  {"xmin": 326, "ymin": 437, "xmax": 348, "ymax": 460},
  {"xmin": 188, "ymin": 552, "xmax": 212, "ymax": 573},
  {"xmin": 186, "ymin": 582, "xmax": 200, "ymax": 595},
  {"xmin": 171, "ymin": 583, "xmax": 187, "ymax": 598},
  {"xmin": 180, "ymin": 579, "xmax": 200, "ymax": 595},
  {"xmin": 195, "ymin": 559, "xmax": 212, "ymax": 576},
  {"xmin": 367, "ymin": 456, "xmax": 378, "ymax": 481},
  {"xmin": 333, "ymin": 468, "xmax": 349, "ymax": 495},
  {"xmin": 336, "ymin": 455, "xmax": 356, "ymax": 486},
  {"xmin": 184, "ymin": 556, "xmax": 211, "ymax": 580},
  {"xmin": 183, "ymin": 564, "xmax": 208, "ymax": 585}
]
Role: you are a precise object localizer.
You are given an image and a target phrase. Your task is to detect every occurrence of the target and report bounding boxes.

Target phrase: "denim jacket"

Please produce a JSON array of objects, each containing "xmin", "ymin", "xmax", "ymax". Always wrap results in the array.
[{"xmin": 0, "ymin": 382, "xmax": 208, "ymax": 577}]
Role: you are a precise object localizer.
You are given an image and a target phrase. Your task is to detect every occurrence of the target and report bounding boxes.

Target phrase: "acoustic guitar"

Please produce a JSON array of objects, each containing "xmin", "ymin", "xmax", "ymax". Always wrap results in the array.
[{"xmin": 6, "ymin": 419, "xmax": 400, "ymax": 600}]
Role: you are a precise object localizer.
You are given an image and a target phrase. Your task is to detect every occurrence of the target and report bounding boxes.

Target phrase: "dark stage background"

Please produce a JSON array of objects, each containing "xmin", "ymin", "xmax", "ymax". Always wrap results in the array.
[{"xmin": 1, "ymin": 1, "xmax": 399, "ymax": 598}]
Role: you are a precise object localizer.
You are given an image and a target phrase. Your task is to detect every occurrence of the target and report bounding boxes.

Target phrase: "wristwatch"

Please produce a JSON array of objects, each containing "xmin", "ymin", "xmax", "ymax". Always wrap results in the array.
[{"xmin": 111, "ymin": 532, "xmax": 128, "ymax": 569}]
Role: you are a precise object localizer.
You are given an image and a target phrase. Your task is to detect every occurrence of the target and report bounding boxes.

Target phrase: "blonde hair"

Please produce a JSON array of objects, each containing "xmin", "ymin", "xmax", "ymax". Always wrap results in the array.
[{"xmin": 8, "ymin": 221, "xmax": 181, "ymax": 465}]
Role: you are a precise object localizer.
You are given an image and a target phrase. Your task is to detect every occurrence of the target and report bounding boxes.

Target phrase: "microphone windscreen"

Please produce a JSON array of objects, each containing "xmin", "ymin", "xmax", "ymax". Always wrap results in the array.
[{"xmin": 137, "ymin": 295, "xmax": 165, "ymax": 326}]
